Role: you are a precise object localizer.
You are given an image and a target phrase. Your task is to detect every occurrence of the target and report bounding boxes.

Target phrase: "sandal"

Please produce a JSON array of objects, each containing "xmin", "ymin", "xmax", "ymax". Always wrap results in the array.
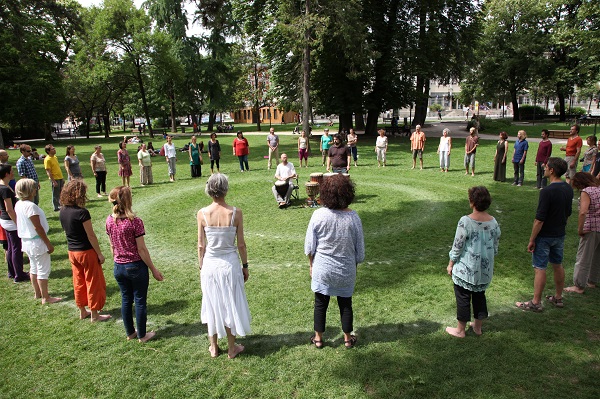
[
  {"xmin": 546, "ymin": 295, "xmax": 564, "ymax": 308},
  {"xmin": 515, "ymin": 300, "xmax": 543, "ymax": 312},
  {"xmin": 344, "ymin": 335, "xmax": 357, "ymax": 349},
  {"xmin": 310, "ymin": 335, "xmax": 324, "ymax": 349}
]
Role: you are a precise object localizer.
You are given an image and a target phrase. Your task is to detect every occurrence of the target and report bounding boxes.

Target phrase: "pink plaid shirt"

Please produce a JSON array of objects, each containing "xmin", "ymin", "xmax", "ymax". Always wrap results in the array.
[
  {"xmin": 583, "ymin": 187, "xmax": 600, "ymax": 232},
  {"xmin": 106, "ymin": 216, "xmax": 145, "ymax": 264}
]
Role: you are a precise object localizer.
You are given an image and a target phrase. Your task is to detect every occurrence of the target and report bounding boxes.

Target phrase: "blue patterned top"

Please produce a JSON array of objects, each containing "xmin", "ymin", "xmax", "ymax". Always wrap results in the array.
[
  {"xmin": 449, "ymin": 216, "xmax": 501, "ymax": 292},
  {"xmin": 16, "ymin": 155, "xmax": 38, "ymax": 182},
  {"xmin": 305, "ymin": 208, "xmax": 365, "ymax": 297}
]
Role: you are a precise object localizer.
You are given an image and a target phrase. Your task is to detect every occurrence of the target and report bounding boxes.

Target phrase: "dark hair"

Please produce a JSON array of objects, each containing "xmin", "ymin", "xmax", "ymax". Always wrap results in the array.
[
  {"xmin": 60, "ymin": 179, "xmax": 88, "ymax": 208},
  {"xmin": 587, "ymin": 135, "xmax": 597, "ymax": 146},
  {"xmin": 499, "ymin": 131, "xmax": 508, "ymax": 140},
  {"xmin": 572, "ymin": 125, "xmax": 580, "ymax": 133},
  {"xmin": 541, "ymin": 129, "xmax": 549, "ymax": 136},
  {"xmin": 468, "ymin": 186, "xmax": 492, "ymax": 212},
  {"xmin": 546, "ymin": 157, "xmax": 568, "ymax": 178},
  {"xmin": 572, "ymin": 172, "xmax": 599, "ymax": 190},
  {"xmin": 211, "ymin": 133, "xmax": 217, "ymax": 139},
  {"xmin": 236, "ymin": 131, "xmax": 243, "ymax": 137},
  {"xmin": 0, "ymin": 163, "xmax": 12, "ymax": 179},
  {"xmin": 334, "ymin": 134, "xmax": 341, "ymax": 140},
  {"xmin": 119, "ymin": 142, "xmax": 126, "ymax": 149},
  {"xmin": 44, "ymin": 144, "xmax": 53, "ymax": 154},
  {"xmin": 65, "ymin": 144, "xmax": 75, "ymax": 157},
  {"xmin": 320, "ymin": 174, "xmax": 355, "ymax": 210}
]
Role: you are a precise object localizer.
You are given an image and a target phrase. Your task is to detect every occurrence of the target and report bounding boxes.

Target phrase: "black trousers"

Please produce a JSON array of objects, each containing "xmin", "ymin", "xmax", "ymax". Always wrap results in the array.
[
  {"xmin": 191, "ymin": 164, "xmax": 201, "ymax": 177},
  {"xmin": 314, "ymin": 292, "xmax": 353, "ymax": 333},
  {"xmin": 95, "ymin": 171, "xmax": 107, "ymax": 194},
  {"xmin": 453, "ymin": 284, "xmax": 488, "ymax": 322}
]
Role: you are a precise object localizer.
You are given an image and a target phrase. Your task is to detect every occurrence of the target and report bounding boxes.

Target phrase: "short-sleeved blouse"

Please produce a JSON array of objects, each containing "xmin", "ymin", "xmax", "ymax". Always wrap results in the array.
[
  {"xmin": 583, "ymin": 186, "xmax": 600, "ymax": 232},
  {"xmin": 65, "ymin": 155, "xmax": 82, "ymax": 177},
  {"xmin": 90, "ymin": 153, "xmax": 106, "ymax": 172},
  {"xmin": 106, "ymin": 216, "xmax": 145, "ymax": 264}
]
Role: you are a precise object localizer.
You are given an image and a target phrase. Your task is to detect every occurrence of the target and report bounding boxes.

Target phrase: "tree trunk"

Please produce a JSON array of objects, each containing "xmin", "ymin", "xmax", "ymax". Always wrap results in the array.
[
  {"xmin": 136, "ymin": 64, "xmax": 154, "ymax": 138},
  {"xmin": 557, "ymin": 91, "xmax": 566, "ymax": 121},
  {"xmin": 511, "ymin": 90, "xmax": 519, "ymax": 122},
  {"xmin": 413, "ymin": 77, "xmax": 429, "ymax": 126},
  {"xmin": 103, "ymin": 109, "xmax": 111, "ymax": 138},
  {"xmin": 365, "ymin": 110, "xmax": 379, "ymax": 135},
  {"xmin": 208, "ymin": 110, "xmax": 216, "ymax": 132},
  {"xmin": 354, "ymin": 112, "xmax": 365, "ymax": 130},
  {"xmin": 338, "ymin": 113, "xmax": 353, "ymax": 132},
  {"xmin": 170, "ymin": 94, "xmax": 177, "ymax": 133},
  {"xmin": 96, "ymin": 111, "xmax": 103, "ymax": 137},
  {"xmin": 302, "ymin": 0, "xmax": 312, "ymax": 136}
]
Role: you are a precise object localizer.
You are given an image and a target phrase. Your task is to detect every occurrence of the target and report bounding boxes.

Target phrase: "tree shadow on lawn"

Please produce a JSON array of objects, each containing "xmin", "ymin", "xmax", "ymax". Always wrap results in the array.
[{"xmin": 329, "ymin": 308, "xmax": 600, "ymax": 399}]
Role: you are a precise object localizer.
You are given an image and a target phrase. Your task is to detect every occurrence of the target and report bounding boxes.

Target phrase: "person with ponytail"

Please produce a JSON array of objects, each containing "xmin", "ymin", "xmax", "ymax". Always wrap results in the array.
[{"xmin": 105, "ymin": 186, "xmax": 163, "ymax": 342}]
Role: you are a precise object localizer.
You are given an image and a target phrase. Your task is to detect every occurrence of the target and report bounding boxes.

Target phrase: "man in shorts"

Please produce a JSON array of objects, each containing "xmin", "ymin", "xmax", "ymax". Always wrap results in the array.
[
  {"xmin": 410, "ymin": 125, "xmax": 426, "ymax": 170},
  {"xmin": 559, "ymin": 125, "xmax": 582, "ymax": 185},
  {"xmin": 516, "ymin": 157, "xmax": 573, "ymax": 312}
]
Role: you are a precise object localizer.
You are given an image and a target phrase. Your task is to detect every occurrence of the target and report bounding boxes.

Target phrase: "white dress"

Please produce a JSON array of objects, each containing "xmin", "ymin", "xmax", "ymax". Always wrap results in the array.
[{"xmin": 200, "ymin": 207, "xmax": 251, "ymax": 338}]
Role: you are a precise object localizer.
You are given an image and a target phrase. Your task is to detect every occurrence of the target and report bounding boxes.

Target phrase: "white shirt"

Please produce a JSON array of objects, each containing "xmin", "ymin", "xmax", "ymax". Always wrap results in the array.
[
  {"xmin": 275, "ymin": 162, "xmax": 296, "ymax": 180},
  {"xmin": 15, "ymin": 200, "xmax": 49, "ymax": 239},
  {"xmin": 163, "ymin": 143, "xmax": 177, "ymax": 158},
  {"xmin": 376, "ymin": 136, "xmax": 388, "ymax": 148}
]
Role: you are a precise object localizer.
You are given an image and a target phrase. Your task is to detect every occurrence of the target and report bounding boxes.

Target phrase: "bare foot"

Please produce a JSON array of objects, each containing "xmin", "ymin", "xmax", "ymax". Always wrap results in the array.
[
  {"xmin": 469, "ymin": 323, "xmax": 482, "ymax": 336},
  {"xmin": 80, "ymin": 311, "xmax": 91, "ymax": 320},
  {"xmin": 228, "ymin": 344, "xmax": 245, "ymax": 359},
  {"xmin": 91, "ymin": 314, "xmax": 112, "ymax": 322},
  {"xmin": 445, "ymin": 326, "xmax": 465, "ymax": 338},
  {"xmin": 42, "ymin": 297, "xmax": 63, "ymax": 304},
  {"xmin": 34, "ymin": 294, "xmax": 42, "ymax": 299},
  {"xmin": 587, "ymin": 283, "xmax": 596, "ymax": 289},
  {"xmin": 139, "ymin": 331, "xmax": 156, "ymax": 343},
  {"xmin": 127, "ymin": 331, "xmax": 138, "ymax": 341},
  {"xmin": 209, "ymin": 345, "xmax": 220, "ymax": 358},
  {"xmin": 564, "ymin": 286, "xmax": 585, "ymax": 294}
]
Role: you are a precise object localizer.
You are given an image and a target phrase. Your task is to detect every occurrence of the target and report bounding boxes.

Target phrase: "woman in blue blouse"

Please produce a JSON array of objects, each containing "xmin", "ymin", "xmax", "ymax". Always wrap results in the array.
[
  {"xmin": 305, "ymin": 174, "xmax": 365, "ymax": 348},
  {"xmin": 446, "ymin": 186, "xmax": 501, "ymax": 338}
]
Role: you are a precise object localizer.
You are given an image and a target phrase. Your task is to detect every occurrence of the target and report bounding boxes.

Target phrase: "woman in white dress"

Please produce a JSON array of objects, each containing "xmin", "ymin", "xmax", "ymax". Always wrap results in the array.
[{"xmin": 198, "ymin": 173, "xmax": 251, "ymax": 359}]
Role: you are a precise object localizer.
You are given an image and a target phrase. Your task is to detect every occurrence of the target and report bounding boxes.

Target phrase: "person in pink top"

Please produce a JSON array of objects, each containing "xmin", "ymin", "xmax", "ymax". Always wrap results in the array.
[
  {"xmin": 106, "ymin": 186, "xmax": 164, "ymax": 342},
  {"xmin": 565, "ymin": 173, "xmax": 600, "ymax": 294},
  {"xmin": 535, "ymin": 129, "xmax": 553, "ymax": 189}
]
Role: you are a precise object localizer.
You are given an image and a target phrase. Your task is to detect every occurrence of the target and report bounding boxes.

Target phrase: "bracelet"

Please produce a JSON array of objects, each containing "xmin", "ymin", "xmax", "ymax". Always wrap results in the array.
[{"xmin": 242, "ymin": 263, "xmax": 248, "ymax": 269}]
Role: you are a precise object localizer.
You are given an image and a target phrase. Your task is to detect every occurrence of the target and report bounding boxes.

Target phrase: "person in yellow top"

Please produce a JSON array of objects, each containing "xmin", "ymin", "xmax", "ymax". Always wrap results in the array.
[{"xmin": 43, "ymin": 144, "xmax": 64, "ymax": 211}]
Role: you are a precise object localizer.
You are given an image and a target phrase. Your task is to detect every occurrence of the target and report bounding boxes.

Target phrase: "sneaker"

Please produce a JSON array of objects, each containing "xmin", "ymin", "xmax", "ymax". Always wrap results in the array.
[
  {"xmin": 517, "ymin": 183, "xmax": 522, "ymax": 187},
  {"xmin": 512, "ymin": 182, "xmax": 518, "ymax": 186}
]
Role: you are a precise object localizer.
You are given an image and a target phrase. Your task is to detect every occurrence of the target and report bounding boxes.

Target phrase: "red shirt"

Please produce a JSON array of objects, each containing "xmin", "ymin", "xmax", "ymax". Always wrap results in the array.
[
  {"xmin": 565, "ymin": 136, "xmax": 582, "ymax": 156},
  {"xmin": 233, "ymin": 138, "xmax": 249, "ymax": 156},
  {"xmin": 106, "ymin": 216, "xmax": 145, "ymax": 264}
]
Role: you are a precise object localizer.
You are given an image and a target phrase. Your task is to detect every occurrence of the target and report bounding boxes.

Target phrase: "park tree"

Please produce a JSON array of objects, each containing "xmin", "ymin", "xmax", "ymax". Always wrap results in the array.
[
  {"xmin": 93, "ymin": 0, "xmax": 157, "ymax": 136},
  {"xmin": 0, "ymin": 0, "xmax": 81, "ymax": 140}
]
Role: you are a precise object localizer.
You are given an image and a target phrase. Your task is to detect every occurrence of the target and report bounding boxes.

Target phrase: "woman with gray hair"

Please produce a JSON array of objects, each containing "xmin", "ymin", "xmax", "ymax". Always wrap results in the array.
[
  {"xmin": 198, "ymin": 173, "xmax": 251, "ymax": 359},
  {"xmin": 437, "ymin": 128, "xmax": 452, "ymax": 172}
]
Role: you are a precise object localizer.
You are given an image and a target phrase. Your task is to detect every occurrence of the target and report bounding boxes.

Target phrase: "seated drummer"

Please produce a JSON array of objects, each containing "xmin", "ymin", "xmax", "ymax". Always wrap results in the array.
[{"xmin": 272, "ymin": 153, "xmax": 298, "ymax": 208}]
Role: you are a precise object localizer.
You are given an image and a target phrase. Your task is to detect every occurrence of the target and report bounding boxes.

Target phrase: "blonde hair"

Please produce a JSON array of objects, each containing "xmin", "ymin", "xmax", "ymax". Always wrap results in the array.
[
  {"xmin": 15, "ymin": 178, "xmax": 38, "ymax": 200},
  {"xmin": 108, "ymin": 186, "xmax": 136, "ymax": 221},
  {"xmin": 518, "ymin": 130, "xmax": 527, "ymax": 138}
]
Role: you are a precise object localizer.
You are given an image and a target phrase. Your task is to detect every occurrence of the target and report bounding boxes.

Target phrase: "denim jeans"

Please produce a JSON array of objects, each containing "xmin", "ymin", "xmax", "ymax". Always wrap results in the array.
[
  {"xmin": 238, "ymin": 155, "xmax": 249, "ymax": 171},
  {"xmin": 114, "ymin": 260, "xmax": 149, "ymax": 339}
]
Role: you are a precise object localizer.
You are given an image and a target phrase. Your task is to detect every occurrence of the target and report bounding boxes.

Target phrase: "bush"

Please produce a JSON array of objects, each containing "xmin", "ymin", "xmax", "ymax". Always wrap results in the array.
[
  {"xmin": 518, "ymin": 105, "xmax": 549, "ymax": 120},
  {"xmin": 553, "ymin": 104, "xmax": 588, "ymax": 116},
  {"xmin": 429, "ymin": 103, "xmax": 444, "ymax": 112},
  {"xmin": 479, "ymin": 118, "xmax": 512, "ymax": 132}
]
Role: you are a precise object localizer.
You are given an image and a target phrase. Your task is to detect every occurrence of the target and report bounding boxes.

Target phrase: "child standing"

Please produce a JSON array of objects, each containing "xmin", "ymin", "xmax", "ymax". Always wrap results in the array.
[{"xmin": 14, "ymin": 178, "xmax": 62, "ymax": 304}]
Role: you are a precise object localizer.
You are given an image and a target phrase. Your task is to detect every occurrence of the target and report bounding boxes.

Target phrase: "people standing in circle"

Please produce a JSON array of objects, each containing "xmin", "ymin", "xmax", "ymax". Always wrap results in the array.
[
  {"xmin": 512, "ymin": 130, "xmax": 528, "ymax": 186},
  {"xmin": 535, "ymin": 129, "xmax": 552, "ymax": 189},
  {"xmin": 198, "ymin": 174, "xmax": 251, "ymax": 359},
  {"xmin": 298, "ymin": 130, "xmax": 310, "ymax": 168},
  {"xmin": 163, "ymin": 135, "xmax": 177, "ymax": 182},
  {"xmin": 0, "ymin": 164, "xmax": 28, "ymax": 283},
  {"xmin": 16, "ymin": 144, "xmax": 40, "ymax": 205},
  {"xmin": 305, "ymin": 174, "xmax": 365, "ymax": 349},
  {"xmin": 43, "ymin": 144, "xmax": 64, "ymax": 212},
  {"xmin": 564, "ymin": 172, "xmax": 600, "ymax": 294},
  {"xmin": 189, "ymin": 135, "xmax": 203, "ymax": 178},
  {"xmin": 106, "ymin": 186, "xmax": 164, "ymax": 342},
  {"xmin": 347, "ymin": 128, "xmax": 358, "ymax": 167},
  {"xmin": 375, "ymin": 129, "xmax": 388, "ymax": 168},
  {"xmin": 446, "ymin": 186, "xmax": 500, "ymax": 338},
  {"xmin": 90, "ymin": 145, "xmax": 107, "ymax": 197},
  {"xmin": 266, "ymin": 128, "xmax": 279, "ymax": 170},
  {"xmin": 233, "ymin": 131, "xmax": 250, "ymax": 173},
  {"xmin": 437, "ymin": 128, "xmax": 451, "ymax": 173},
  {"xmin": 117, "ymin": 142, "xmax": 132, "ymax": 187},
  {"xmin": 208, "ymin": 133, "xmax": 221, "ymax": 174},
  {"xmin": 320, "ymin": 128, "xmax": 333, "ymax": 167},
  {"xmin": 59, "ymin": 180, "xmax": 110, "ymax": 322},
  {"xmin": 464, "ymin": 127, "xmax": 479, "ymax": 176},
  {"xmin": 137, "ymin": 143, "xmax": 153, "ymax": 186},
  {"xmin": 410, "ymin": 125, "xmax": 426, "ymax": 170},
  {"xmin": 14, "ymin": 178, "xmax": 62, "ymax": 304},
  {"xmin": 493, "ymin": 132, "xmax": 509, "ymax": 182},
  {"xmin": 64, "ymin": 145, "xmax": 83, "ymax": 181}
]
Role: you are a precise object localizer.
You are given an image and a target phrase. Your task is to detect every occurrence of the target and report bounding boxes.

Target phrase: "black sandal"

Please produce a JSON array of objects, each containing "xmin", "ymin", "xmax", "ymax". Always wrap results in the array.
[
  {"xmin": 310, "ymin": 335, "xmax": 324, "ymax": 349},
  {"xmin": 344, "ymin": 335, "xmax": 357, "ymax": 349}
]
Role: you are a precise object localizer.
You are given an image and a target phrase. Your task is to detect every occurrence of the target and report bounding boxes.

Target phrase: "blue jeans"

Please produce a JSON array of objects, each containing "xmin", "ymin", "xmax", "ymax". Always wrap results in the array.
[
  {"xmin": 532, "ymin": 236, "xmax": 565, "ymax": 269},
  {"xmin": 114, "ymin": 260, "xmax": 149, "ymax": 339},
  {"xmin": 238, "ymin": 155, "xmax": 249, "ymax": 171}
]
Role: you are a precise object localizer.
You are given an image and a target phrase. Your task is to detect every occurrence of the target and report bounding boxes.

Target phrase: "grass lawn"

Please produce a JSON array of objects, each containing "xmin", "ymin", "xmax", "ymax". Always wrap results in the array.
[{"xmin": 1, "ymin": 133, "xmax": 599, "ymax": 399}]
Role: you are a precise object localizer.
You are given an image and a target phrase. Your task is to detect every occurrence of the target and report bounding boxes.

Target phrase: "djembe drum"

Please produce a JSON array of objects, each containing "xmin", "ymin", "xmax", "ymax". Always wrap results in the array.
[
  {"xmin": 310, "ymin": 172, "xmax": 324, "ymax": 187},
  {"xmin": 305, "ymin": 182, "xmax": 319, "ymax": 207},
  {"xmin": 274, "ymin": 180, "xmax": 289, "ymax": 199}
]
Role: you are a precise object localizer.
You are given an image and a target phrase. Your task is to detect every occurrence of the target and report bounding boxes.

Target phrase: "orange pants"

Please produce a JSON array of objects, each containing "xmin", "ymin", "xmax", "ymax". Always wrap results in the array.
[{"xmin": 69, "ymin": 249, "xmax": 107, "ymax": 311}]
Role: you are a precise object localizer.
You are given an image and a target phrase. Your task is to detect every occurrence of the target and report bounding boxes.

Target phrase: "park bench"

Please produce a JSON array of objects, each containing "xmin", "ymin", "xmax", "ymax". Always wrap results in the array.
[
  {"xmin": 547, "ymin": 130, "xmax": 571, "ymax": 139},
  {"xmin": 53, "ymin": 129, "xmax": 74, "ymax": 139}
]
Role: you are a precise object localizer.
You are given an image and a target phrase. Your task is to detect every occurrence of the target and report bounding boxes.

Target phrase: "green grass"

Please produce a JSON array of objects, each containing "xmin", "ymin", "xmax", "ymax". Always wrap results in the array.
[{"xmin": 1, "ymin": 134, "xmax": 599, "ymax": 399}]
